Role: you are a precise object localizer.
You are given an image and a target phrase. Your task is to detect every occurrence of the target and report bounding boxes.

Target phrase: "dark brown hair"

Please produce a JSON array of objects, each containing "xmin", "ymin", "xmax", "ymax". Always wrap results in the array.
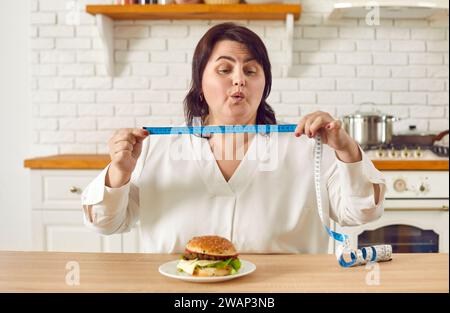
[{"xmin": 184, "ymin": 22, "xmax": 276, "ymax": 126}]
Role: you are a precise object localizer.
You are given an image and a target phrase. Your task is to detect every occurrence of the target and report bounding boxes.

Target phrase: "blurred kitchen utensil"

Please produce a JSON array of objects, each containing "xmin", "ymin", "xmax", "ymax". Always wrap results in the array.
[
  {"xmin": 342, "ymin": 110, "xmax": 398, "ymax": 146},
  {"xmin": 392, "ymin": 126, "xmax": 449, "ymax": 146}
]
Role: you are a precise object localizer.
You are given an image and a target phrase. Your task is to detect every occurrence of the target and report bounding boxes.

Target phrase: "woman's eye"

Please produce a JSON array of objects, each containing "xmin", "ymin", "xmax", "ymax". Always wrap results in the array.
[{"xmin": 217, "ymin": 68, "xmax": 257, "ymax": 75}]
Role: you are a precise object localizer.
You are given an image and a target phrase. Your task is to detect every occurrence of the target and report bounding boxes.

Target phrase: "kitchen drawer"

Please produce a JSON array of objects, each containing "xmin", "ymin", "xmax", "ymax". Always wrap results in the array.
[
  {"xmin": 32, "ymin": 210, "xmax": 122, "ymax": 252},
  {"xmin": 31, "ymin": 169, "xmax": 101, "ymax": 210}
]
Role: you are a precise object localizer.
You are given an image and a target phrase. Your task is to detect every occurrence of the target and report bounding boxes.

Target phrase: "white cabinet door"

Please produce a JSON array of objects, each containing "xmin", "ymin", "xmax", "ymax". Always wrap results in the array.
[
  {"xmin": 30, "ymin": 169, "xmax": 144, "ymax": 253},
  {"xmin": 30, "ymin": 169, "xmax": 134, "ymax": 252},
  {"xmin": 122, "ymin": 226, "xmax": 142, "ymax": 253},
  {"xmin": 32, "ymin": 210, "xmax": 122, "ymax": 252}
]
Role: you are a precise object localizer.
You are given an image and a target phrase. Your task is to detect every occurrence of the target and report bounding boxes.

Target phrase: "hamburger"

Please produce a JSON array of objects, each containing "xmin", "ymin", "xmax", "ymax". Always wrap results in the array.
[{"xmin": 176, "ymin": 235, "xmax": 241, "ymax": 277}]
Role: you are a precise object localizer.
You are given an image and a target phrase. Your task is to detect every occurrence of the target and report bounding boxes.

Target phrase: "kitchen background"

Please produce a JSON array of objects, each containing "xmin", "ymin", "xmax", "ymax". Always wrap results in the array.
[{"xmin": 0, "ymin": 0, "xmax": 448, "ymax": 251}]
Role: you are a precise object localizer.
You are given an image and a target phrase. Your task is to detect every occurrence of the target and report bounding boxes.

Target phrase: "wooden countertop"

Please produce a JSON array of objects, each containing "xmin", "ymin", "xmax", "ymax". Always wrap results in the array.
[
  {"xmin": 24, "ymin": 154, "xmax": 449, "ymax": 170},
  {"xmin": 0, "ymin": 252, "xmax": 447, "ymax": 292},
  {"xmin": 24, "ymin": 154, "xmax": 111, "ymax": 169}
]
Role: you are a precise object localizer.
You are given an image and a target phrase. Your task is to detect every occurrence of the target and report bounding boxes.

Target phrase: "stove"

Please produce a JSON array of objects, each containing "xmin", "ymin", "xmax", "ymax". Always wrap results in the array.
[
  {"xmin": 342, "ymin": 143, "xmax": 450, "ymax": 253},
  {"xmin": 363, "ymin": 144, "xmax": 449, "ymax": 160}
]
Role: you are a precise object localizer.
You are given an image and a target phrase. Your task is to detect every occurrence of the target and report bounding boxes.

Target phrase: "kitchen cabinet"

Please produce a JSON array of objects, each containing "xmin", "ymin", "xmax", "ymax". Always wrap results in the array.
[
  {"xmin": 85, "ymin": 4, "xmax": 301, "ymax": 76},
  {"xmin": 27, "ymin": 168, "xmax": 141, "ymax": 253}
]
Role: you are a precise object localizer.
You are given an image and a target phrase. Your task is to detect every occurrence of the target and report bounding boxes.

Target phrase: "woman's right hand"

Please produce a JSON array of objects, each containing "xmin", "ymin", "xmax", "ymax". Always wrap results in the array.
[{"xmin": 106, "ymin": 128, "xmax": 149, "ymax": 188}]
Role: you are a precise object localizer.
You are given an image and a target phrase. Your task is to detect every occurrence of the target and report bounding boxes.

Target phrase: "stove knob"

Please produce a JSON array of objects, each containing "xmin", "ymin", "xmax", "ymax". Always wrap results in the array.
[
  {"xmin": 418, "ymin": 183, "xmax": 429, "ymax": 194},
  {"xmin": 402, "ymin": 148, "xmax": 409, "ymax": 158},
  {"xmin": 415, "ymin": 147, "xmax": 422, "ymax": 158},
  {"xmin": 393, "ymin": 178, "xmax": 407, "ymax": 192},
  {"xmin": 377, "ymin": 149, "xmax": 384, "ymax": 158},
  {"xmin": 390, "ymin": 148, "xmax": 397, "ymax": 158}
]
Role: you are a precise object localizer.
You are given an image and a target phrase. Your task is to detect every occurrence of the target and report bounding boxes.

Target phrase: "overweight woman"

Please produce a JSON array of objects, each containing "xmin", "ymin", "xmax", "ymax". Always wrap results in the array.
[{"xmin": 82, "ymin": 23, "xmax": 385, "ymax": 254}]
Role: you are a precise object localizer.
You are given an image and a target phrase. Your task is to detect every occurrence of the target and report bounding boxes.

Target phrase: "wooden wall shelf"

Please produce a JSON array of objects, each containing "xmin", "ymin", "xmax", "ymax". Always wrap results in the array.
[
  {"xmin": 86, "ymin": 4, "xmax": 301, "ymax": 20},
  {"xmin": 86, "ymin": 4, "xmax": 301, "ymax": 76}
]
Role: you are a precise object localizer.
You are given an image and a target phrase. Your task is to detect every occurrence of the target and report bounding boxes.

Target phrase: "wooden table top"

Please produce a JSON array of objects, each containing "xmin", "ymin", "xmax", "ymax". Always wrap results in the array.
[{"xmin": 0, "ymin": 251, "xmax": 447, "ymax": 292}]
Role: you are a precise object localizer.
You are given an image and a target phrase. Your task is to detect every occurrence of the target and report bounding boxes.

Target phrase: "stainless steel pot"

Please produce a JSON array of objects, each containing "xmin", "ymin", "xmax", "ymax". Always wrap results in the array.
[{"xmin": 342, "ymin": 111, "xmax": 398, "ymax": 146}]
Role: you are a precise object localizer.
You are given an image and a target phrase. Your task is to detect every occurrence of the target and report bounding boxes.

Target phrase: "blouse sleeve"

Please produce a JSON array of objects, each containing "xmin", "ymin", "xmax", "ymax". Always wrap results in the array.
[
  {"xmin": 324, "ymin": 145, "xmax": 387, "ymax": 226},
  {"xmin": 80, "ymin": 137, "xmax": 150, "ymax": 235}
]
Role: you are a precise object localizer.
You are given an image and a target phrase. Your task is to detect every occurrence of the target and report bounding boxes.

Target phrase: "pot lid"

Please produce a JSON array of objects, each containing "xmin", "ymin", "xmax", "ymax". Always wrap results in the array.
[{"xmin": 344, "ymin": 110, "xmax": 396, "ymax": 119}]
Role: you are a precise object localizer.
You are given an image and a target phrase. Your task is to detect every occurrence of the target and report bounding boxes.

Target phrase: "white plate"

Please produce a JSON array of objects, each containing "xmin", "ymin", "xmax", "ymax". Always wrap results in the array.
[{"xmin": 158, "ymin": 259, "xmax": 256, "ymax": 283}]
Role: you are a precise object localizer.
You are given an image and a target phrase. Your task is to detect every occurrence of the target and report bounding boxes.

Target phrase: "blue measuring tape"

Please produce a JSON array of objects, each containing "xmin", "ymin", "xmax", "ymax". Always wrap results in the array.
[{"xmin": 143, "ymin": 124, "xmax": 297, "ymax": 135}]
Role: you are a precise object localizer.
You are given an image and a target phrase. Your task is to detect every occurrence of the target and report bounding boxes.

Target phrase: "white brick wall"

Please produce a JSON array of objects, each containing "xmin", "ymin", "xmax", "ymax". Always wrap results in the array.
[{"xmin": 30, "ymin": 0, "xmax": 449, "ymax": 154}]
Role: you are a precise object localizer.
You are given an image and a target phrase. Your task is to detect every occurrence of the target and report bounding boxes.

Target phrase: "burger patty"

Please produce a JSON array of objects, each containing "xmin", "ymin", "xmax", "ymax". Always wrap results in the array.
[{"xmin": 183, "ymin": 250, "xmax": 238, "ymax": 261}]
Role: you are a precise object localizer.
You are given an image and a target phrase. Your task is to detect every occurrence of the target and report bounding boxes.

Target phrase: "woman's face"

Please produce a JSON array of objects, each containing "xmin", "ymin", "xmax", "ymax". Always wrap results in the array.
[{"xmin": 201, "ymin": 40, "xmax": 265, "ymax": 125}]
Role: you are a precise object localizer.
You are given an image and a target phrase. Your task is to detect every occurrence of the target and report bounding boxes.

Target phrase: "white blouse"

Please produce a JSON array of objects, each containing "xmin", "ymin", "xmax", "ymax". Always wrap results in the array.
[{"xmin": 81, "ymin": 129, "xmax": 386, "ymax": 254}]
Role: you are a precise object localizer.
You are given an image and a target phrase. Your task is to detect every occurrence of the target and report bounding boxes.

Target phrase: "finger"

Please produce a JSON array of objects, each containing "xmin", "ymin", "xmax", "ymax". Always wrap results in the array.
[
  {"xmin": 304, "ymin": 116, "xmax": 315, "ymax": 138},
  {"xmin": 114, "ymin": 132, "xmax": 138, "ymax": 145},
  {"xmin": 113, "ymin": 150, "xmax": 132, "ymax": 160},
  {"xmin": 326, "ymin": 119, "xmax": 342, "ymax": 131},
  {"xmin": 111, "ymin": 128, "xmax": 148, "ymax": 145},
  {"xmin": 132, "ymin": 128, "xmax": 149, "ymax": 141},
  {"xmin": 111, "ymin": 131, "xmax": 136, "ymax": 144},
  {"xmin": 309, "ymin": 116, "xmax": 326, "ymax": 137},
  {"xmin": 295, "ymin": 116, "xmax": 308, "ymax": 137},
  {"xmin": 132, "ymin": 140, "xmax": 143, "ymax": 159},
  {"xmin": 114, "ymin": 128, "xmax": 135, "ymax": 138},
  {"xmin": 112, "ymin": 141, "xmax": 133, "ymax": 155}
]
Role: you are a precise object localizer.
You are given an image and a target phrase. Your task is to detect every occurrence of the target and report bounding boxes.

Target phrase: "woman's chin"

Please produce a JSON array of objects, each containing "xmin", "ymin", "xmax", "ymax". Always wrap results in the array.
[
  {"xmin": 221, "ymin": 115, "xmax": 254, "ymax": 125},
  {"xmin": 223, "ymin": 106, "xmax": 255, "ymax": 124}
]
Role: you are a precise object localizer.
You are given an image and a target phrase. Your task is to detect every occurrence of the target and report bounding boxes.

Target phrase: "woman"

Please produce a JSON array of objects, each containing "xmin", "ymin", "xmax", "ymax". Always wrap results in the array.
[{"xmin": 82, "ymin": 23, "xmax": 385, "ymax": 254}]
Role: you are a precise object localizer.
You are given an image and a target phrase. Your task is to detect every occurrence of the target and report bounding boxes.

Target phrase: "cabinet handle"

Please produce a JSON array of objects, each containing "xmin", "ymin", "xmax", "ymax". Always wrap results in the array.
[{"xmin": 69, "ymin": 186, "xmax": 80, "ymax": 193}]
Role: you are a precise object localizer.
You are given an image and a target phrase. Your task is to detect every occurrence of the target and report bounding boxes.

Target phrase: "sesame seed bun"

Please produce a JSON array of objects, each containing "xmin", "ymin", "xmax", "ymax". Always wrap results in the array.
[{"xmin": 185, "ymin": 235, "xmax": 237, "ymax": 256}]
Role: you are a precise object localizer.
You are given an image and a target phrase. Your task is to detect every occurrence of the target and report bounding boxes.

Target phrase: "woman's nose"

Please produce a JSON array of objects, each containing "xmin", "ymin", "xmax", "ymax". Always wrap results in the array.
[
  {"xmin": 232, "ymin": 69, "xmax": 246, "ymax": 86},
  {"xmin": 233, "ymin": 76, "xmax": 246, "ymax": 87}
]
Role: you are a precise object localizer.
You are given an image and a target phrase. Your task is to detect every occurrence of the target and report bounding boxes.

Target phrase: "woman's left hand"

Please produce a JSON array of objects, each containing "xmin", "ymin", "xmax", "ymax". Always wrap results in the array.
[{"xmin": 294, "ymin": 111, "xmax": 362, "ymax": 162}]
